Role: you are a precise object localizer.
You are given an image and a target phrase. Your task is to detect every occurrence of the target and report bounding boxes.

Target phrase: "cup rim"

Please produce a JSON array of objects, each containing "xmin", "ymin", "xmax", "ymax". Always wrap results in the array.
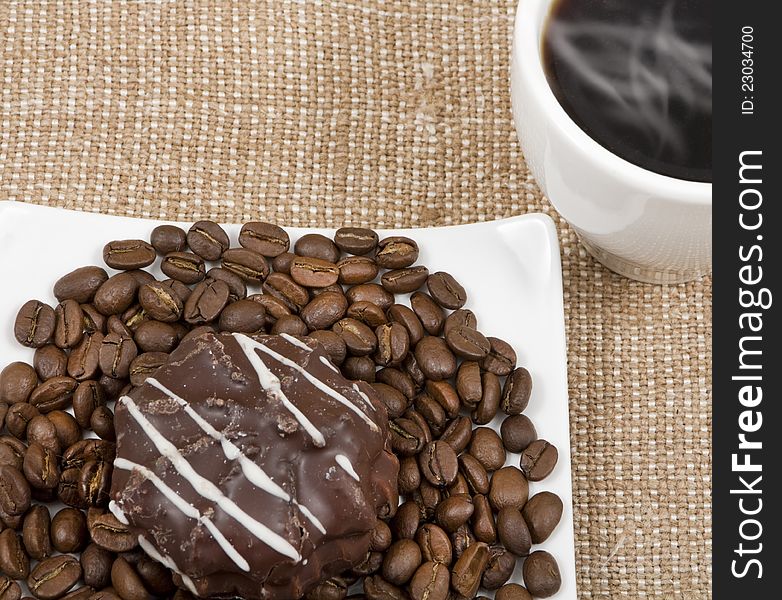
[{"xmin": 512, "ymin": 0, "xmax": 712, "ymax": 206}]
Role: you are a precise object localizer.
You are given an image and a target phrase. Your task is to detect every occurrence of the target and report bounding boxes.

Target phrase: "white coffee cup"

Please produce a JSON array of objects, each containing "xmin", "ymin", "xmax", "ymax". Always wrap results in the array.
[{"xmin": 510, "ymin": 0, "xmax": 712, "ymax": 284}]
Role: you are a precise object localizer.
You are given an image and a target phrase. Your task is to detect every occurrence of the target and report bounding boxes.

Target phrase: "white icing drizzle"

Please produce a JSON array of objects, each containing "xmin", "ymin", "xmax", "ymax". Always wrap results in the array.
[
  {"xmin": 320, "ymin": 356, "xmax": 340, "ymax": 373},
  {"xmin": 233, "ymin": 333, "xmax": 326, "ymax": 447},
  {"xmin": 108, "ymin": 500, "xmax": 129, "ymax": 525},
  {"xmin": 280, "ymin": 333, "xmax": 313, "ymax": 352},
  {"xmin": 353, "ymin": 383, "xmax": 376, "ymax": 411},
  {"xmin": 119, "ymin": 394, "xmax": 301, "ymax": 562},
  {"xmin": 335, "ymin": 454, "xmax": 360, "ymax": 482},
  {"xmin": 139, "ymin": 535, "xmax": 199, "ymax": 595},
  {"xmin": 115, "ymin": 457, "xmax": 251, "ymax": 572},
  {"xmin": 237, "ymin": 334, "xmax": 379, "ymax": 432},
  {"xmin": 146, "ymin": 377, "xmax": 327, "ymax": 536}
]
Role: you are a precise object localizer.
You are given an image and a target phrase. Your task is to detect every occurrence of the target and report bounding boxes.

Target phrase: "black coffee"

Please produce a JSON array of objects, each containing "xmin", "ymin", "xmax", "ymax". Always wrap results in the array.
[{"xmin": 543, "ymin": 0, "xmax": 712, "ymax": 182}]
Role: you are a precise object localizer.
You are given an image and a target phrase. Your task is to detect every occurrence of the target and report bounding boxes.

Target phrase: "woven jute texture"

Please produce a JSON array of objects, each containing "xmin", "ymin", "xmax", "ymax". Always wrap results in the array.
[{"xmin": 0, "ymin": 1, "xmax": 712, "ymax": 598}]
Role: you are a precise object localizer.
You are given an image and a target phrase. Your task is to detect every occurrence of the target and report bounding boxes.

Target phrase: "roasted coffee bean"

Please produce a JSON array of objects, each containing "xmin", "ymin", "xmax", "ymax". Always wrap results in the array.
[
  {"xmin": 93, "ymin": 274, "xmax": 140, "ymax": 316},
  {"xmin": 47, "ymin": 411, "xmax": 81, "ymax": 450},
  {"xmin": 332, "ymin": 318, "xmax": 377, "ymax": 356},
  {"xmin": 61, "ymin": 586, "xmax": 95, "ymax": 600},
  {"xmin": 150, "ymin": 225, "xmax": 187, "ymax": 254},
  {"xmin": 309, "ymin": 330, "xmax": 347, "ymax": 365},
  {"xmin": 184, "ymin": 280, "xmax": 230, "ymax": 324},
  {"xmin": 381, "ymin": 266, "xmax": 429, "ymax": 294},
  {"xmin": 445, "ymin": 326, "xmax": 489, "ymax": 360},
  {"xmin": 456, "ymin": 361, "xmax": 482, "ymax": 408},
  {"xmin": 0, "ymin": 529, "xmax": 29, "ymax": 579},
  {"xmin": 129, "ymin": 353, "xmax": 168, "ymax": 387},
  {"xmin": 500, "ymin": 414, "xmax": 537, "ymax": 453},
  {"xmin": 408, "ymin": 561, "xmax": 449, "ymax": 600},
  {"xmin": 363, "ymin": 575, "xmax": 407, "ymax": 600},
  {"xmin": 414, "ymin": 524, "xmax": 451, "ymax": 566},
  {"xmin": 458, "ymin": 454, "xmax": 490, "ymax": 495},
  {"xmin": 52, "ymin": 300, "xmax": 84, "ymax": 350},
  {"xmin": 23, "ymin": 442, "xmax": 60, "ymax": 490},
  {"xmin": 73, "ymin": 381, "xmax": 105, "ymax": 429},
  {"xmin": 29, "ymin": 376, "xmax": 78, "ymax": 413},
  {"xmin": 6, "ymin": 403, "xmax": 39, "ymax": 439},
  {"xmin": 91, "ymin": 407, "xmax": 115, "ymax": 441},
  {"xmin": 370, "ymin": 384, "xmax": 407, "ymax": 418},
  {"xmin": 135, "ymin": 556, "xmax": 175, "ymax": 596},
  {"xmin": 435, "ymin": 494, "xmax": 474, "ymax": 533},
  {"xmin": 414, "ymin": 481, "xmax": 443, "ymax": 521},
  {"xmin": 0, "ymin": 438, "xmax": 25, "ymax": 471},
  {"xmin": 391, "ymin": 501, "xmax": 423, "ymax": 541},
  {"xmin": 106, "ymin": 315, "xmax": 133, "ymax": 339},
  {"xmin": 376, "ymin": 368, "xmax": 417, "ymax": 400},
  {"xmin": 413, "ymin": 394, "xmax": 446, "ymax": 437},
  {"xmin": 418, "ymin": 441, "xmax": 458, "ymax": 487},
  {"xmin": 337, "ymin": 257, "xmax": 379, "ymax": 286},
  {"xmin": 310, "ymin": 283, "xmax": 345, "ymax": 299},
  {"xmin": 408, "ymin": 294, "xmax": 443, "ymax": 337},
  {"xmin": 81, "ymin": 304, "xmax": 108, "ymax": 335},
  {"xmin": 271, "ymin": 252, "xmax": 296, "ymax": 274},
  {"xmin": 80, "ymin": 459, "xmax": 112, "ymax": 506},
  {"xmin": 0, "ymin": 465, "xmax": 31, "ymax": 529},
  {"xmin": 426, "ymin": 272, "xmax": 468, "ymax": 310},
  {"xmin": 50, "ymin": 508, "xmax": 88, "ymax": 553},
  {"xmin": 305, "ymin": 577, "xmax": 348, "ymax": 600},
  {"xmin": 471, "ymin": 494, "xmax": 497, "ymax": 544},
  {"xmin": 346, "ymin": 284, "xmax": 394, "ymax": 312},
  {"xmin": 239, "ymin": 222, "xmax": 290, "ymax": 257},
  {"xmin": 350, "ymin": 551, "xmax": 384, "ymax": 578},
  {"xmin": 301, "ymin": 292, "xmax": 348, "ymax": 330},
  {"xmin": 496, "ymin": 507, "xmax": 532, "ymax": 556},
  {"xmin": 81, "ymin": 544, "xmax": 114, "ymax": 589},
  {"xmin": 481, "ymin": 547, "xmax": 517, "ymax": 590},
  {"xmin": 386, "ymin": 305, "xmax": 424, "ymax": 346},
  {"xmin": 158, "ymin": 279, "xmax": 191, "ymax": 305},
  {"xmin": 520, "ymin": 440, "xmax": 558, "ymax": 481},
  {"xmin": 55, "ymin": 267, "xmax": 110, "ymax": 304},
  {"xmin": 103, "ymin": 240, "xmax": 156, "ymax": 270},
  {"xmin": 89, "ymin": 591, "xmax": 122, "ymax": 600},
  {"xmin": 22, "ymin": 505, "xmax": 52, "ymax": 560},
  {"xmin": 413, "ymin": 336, "xmax": 456, "ymax": 381},
  {"xmin": 127, "ymin": 269, "xmax": 156, "ymax": 288},
  {"xmin": 57, "ymin": 468, "xmax": 86, "ymax": 509},
  {"xmin": 447, "ymin": 472, "xmax": 471, "ymax": 497},
  {"xmin": 294, "ymin": 234, "xmax": 340, "ymax": 263},
  {"xmin": 451, "ymin": 541, "xmax": 489, "ymax": 598},
  {"xmin": 27, "ymin": 555, "xmax": 82, "ymax": 600},
  {"xmin": 0, "ymin": 362, "xmax": 38, "ymax": 404},
  {"xmin": 88, "ymin": 511, "xmax": 137, "ymax": 552},
  {"xmin": 397, "ymin": 456, "xmax": 421, "ymax": 495},
  {"xmin": 290, "ymin": 256, "xmax": 340, "ymax": 288},
  {"xmin": 440, "ymin": 417, "xmax": 472, "ymax": 454},
  {"xmin": 402, "ymin": 353, "xmax": 426, "ymax": 390},
  {"xmin": 217, "ymin": 299, "xmax": 266, "ymax": 333},
  {"xmin": 99, "ymin": 334, "xmax": 137, "ymax": 379},
  {"xmin": 376, "ymin": 236, "xmax": 418, "ymax": 269},
  {"xmin": 444, "ymin": 308, "xmax": 477, "ymax": 334},
  {"xmin": 63, "ymin": 440, "xmax": 116, "ymax": 471},
  {"xmin": 472, "ymin": 371, "xmax": 501, "ymax": 425},
  {"xmin": 121, "ymin": 304, "xmax": 149, "ymax": 334},
  {"xmin": 404, "ymin": 409, "xmax": 433, "ymax": 446},
  {"xmin": 132, "ymin": 320, "xmax": 178, "ymax": 353},
  {"xmin": 421, "ymin": 382, "xmax": 457, "ymax": 421},
  {"xmin": 522, "ymin": 492, "xmax": 563, "ymax": 544},
  {"xmin": 346, "ymin": 302, "xmax": 387, "ymax": 329},
  {"xmin": 206, "ymin": 267, "xmax": 247, "ymax": 301},
  {"xmin": 468, "ymin": 427, "xmax": 506, "ymax": 472},
  {"xmin": 0, "ymin": 578, "xmax": 21, "ymax": 600},
  {"xmin": 161, "ymin": 252, "xmax": 206, "ymax": 284},
  {"xmin": 522, "ymin": 551, "xmax": 561, "ymax": 597},
  {"xmin": 495, "ymin": 583, "xmax": 532, "ymax": 600},
  {"xmin": 451, "ymin": 523, "xmax": 476, "ymax": 561},
  {"xmin": 382, "ymin": 539, "xmax": 421, "ymax": 585},
  {"xmin": 14, "ymin": 300, "xmax": 56, "ymax": 348},
  {"xmin": 374, "ymin": 323, "xmax": 409, "ymax": 367},
  {"xmin": 263, "ymin": 273, "xmax": 309, "ymax": 313},
  {"xmin": 389, "ymin": 418, "xmax": 425, "ymax": 457},
  {"xmin": 111, "ymin": 556, "xmax": 149, "ymax": 600},
  {"xmin": 27, "ymin": 415, "xmax": 60, "ymax": 453},
  {"xmin": 502, "ymin": 367, "xmax": 532, "ymax": 415},
  {"xmin": 0, "ymin": 406, "xmax": 7, "ymax": 435},
  {"xmin": 489, "ymin": 466, "xmax": 529, "ymax": 511},
  {"xmin": 369, "ymin": 519, "xmax": 392, "ymax": 553},
  {"xmin": 481, "ymin": 337, "xmax": 516, "ymax": 377},
  {"xmin": 334, "ymin": 227, "xmax": 378, "ymax": 255},
  {"xmin": 65, "ymin": 333, "xmax": 102, "ymax": 382},
  {"xmin": 338, "ymin": 356, "xmax": 373, "ymax": 382},
  {"xmin": 270, "ymin": 315, "xmax": 308, "ymax": 336},
  {"xmin": 34, "ymin": 346, "xmax": 68, "ymax": 382},
  {"xmin": 137, "ymin": 282, "xmax": 183, "ymax": 323},
  {"xmin": 187, "ymin": 220, "xmax": 229, "ymax": 261}
]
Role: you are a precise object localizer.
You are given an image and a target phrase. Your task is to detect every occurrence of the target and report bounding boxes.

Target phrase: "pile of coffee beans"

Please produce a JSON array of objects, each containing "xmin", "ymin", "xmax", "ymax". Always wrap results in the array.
[{"xmin": 0, "ymin": 220, "xmax": 563, "ymax": 599}]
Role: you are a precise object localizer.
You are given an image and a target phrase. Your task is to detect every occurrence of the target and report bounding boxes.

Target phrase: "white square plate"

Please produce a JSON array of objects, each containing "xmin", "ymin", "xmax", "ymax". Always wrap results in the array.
[{"xmin": 0, "ymin": 200, "xmax": 576, "ymax": 599}]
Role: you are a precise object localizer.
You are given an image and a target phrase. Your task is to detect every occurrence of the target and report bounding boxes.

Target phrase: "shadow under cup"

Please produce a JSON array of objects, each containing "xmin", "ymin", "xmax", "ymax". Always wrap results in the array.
[{"xmin": 510, "ymin": 0, "xmax": 712, "ymax": 284}]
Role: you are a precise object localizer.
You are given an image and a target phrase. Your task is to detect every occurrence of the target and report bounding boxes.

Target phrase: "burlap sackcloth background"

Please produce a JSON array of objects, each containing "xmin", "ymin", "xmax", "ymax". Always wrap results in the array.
[{"xmin": 0, "ymin": 1, "xmax": 711, "ymax": 598}]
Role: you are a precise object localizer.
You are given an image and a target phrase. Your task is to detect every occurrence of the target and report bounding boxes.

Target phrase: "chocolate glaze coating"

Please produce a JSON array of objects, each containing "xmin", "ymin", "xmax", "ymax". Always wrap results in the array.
[{"xmin": 111, "ymin": 332, "xmax": 398, "ymax": 599}]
